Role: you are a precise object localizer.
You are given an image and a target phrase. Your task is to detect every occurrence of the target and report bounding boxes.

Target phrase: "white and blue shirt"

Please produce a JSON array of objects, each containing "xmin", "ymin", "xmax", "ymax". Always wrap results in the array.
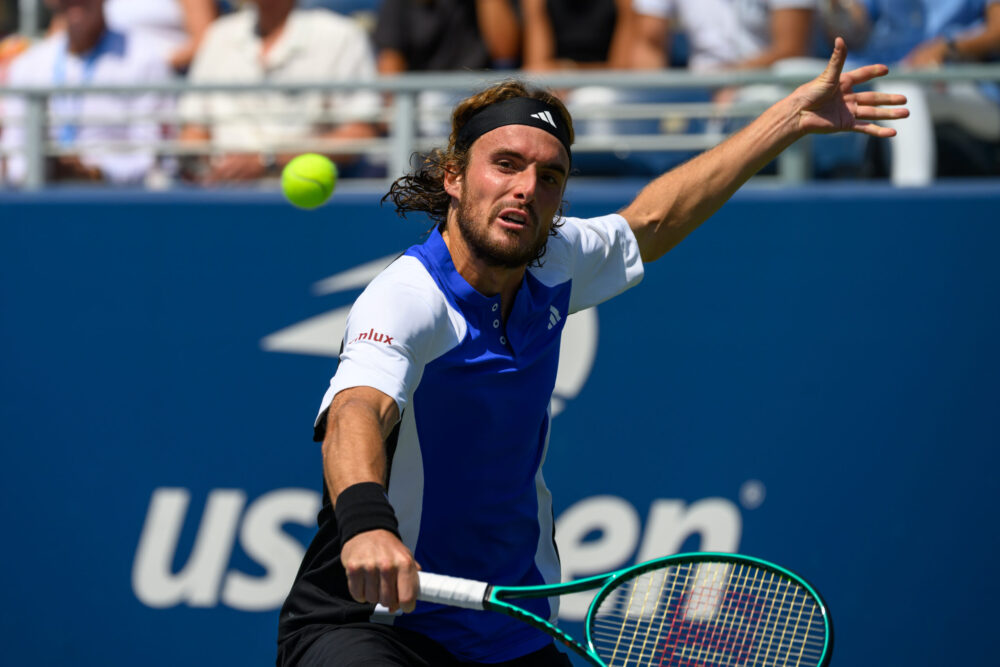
[{"xmin": 314, "ymin": 213, "xmax": 643, "ymax": 662}]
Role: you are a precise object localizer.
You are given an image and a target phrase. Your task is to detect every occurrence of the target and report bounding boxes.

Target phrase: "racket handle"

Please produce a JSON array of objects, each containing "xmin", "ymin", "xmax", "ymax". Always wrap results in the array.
[{"xmin": 416, "ymin": 571, "xmax": 488, "ymax": 610}]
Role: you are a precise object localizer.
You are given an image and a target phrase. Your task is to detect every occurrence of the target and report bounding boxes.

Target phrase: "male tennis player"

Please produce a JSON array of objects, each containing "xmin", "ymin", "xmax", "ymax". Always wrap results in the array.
[{"xmin": 277, "ymin": 38, "xmax": 907, "ymax": 666}]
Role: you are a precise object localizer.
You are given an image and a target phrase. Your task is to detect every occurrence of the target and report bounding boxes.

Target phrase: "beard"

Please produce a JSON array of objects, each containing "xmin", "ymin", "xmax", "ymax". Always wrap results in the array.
[{"xmin": 455, "ymin": 194, "xmax": 550, "ymax": 269}]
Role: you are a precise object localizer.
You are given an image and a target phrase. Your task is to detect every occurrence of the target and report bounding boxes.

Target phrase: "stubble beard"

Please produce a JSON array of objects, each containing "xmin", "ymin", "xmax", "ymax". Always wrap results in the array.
[{"xmin": 455, "ymin": 192, "xmax": 549, "ymax": 269}]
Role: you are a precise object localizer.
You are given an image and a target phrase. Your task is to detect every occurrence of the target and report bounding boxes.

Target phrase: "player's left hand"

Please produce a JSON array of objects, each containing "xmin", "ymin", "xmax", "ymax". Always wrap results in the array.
[{"xmin": 793, "ymin": 37, "xmax": 910, "ymax": 138}]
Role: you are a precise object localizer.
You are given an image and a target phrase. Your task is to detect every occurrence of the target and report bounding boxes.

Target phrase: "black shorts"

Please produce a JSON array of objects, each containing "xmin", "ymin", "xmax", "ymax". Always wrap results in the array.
[{"xmin": 285, "ymin": 622, "xmax": 574, "ymax": 667}]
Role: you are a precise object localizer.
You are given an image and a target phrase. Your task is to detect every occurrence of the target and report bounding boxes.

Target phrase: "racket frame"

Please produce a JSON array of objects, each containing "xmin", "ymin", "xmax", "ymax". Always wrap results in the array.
[{"xmin": 479, "ymin": 552, "xmax": 833, "ymax": 667}]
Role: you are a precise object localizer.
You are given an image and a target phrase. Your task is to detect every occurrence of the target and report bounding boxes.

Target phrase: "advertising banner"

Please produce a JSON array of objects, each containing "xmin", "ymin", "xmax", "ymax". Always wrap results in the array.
[{"xmin": 2, "ymin": 184, "xmax": 997, "ymax": 666}]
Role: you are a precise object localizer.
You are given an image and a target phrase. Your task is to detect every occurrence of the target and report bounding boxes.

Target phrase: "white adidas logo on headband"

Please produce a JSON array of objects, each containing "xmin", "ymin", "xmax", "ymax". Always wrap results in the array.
[{"xmin": 529, "ymin": 110, "xmax": 557, "ymax": 128}]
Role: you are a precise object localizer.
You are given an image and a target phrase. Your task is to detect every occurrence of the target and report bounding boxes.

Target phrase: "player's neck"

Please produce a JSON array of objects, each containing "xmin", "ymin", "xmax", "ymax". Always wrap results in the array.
[{"xmin": 441, "ymin": 226, "xmax": 524, "ymax": 321}]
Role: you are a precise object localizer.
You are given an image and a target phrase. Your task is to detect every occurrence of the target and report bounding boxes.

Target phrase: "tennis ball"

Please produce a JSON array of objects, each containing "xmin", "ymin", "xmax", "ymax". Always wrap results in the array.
[{"xmin": 281, "ymin": 153, "xmax": 337, "ymax": 209}]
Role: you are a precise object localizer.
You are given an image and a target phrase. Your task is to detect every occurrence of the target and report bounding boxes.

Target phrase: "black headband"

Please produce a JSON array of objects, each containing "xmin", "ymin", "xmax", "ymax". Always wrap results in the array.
[{"xmin": 455, "ymin": 97, "xmax": 572, "ymax": 161}]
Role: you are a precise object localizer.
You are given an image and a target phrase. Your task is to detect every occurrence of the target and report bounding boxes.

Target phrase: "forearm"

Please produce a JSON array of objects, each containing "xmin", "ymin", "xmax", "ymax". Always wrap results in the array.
[
  {"xmin": 622, "ymin": 98, "xmax": 802, "ymax": 261},
  {"xmin": 519, "ymin": 0, "xmax": 553, "ymax": 70},
  {"xmin": 734, "ymin": 9, "xmax": 813, "ymax": 69},
  {"xmin": 950, "ymin": 5, "xmax": 1000, "ymax": 61},
  {"xmin": 478, "ymin": 0, "xmax": 520, "ymax": 63},
  {"xmin": 631, "ymin": 15, "xmax": 670, "ymax": 68}
]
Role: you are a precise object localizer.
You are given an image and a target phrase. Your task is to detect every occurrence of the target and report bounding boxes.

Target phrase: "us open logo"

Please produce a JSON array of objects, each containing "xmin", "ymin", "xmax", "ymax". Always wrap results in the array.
[{"xmin": 260, "ymin": 253, "xmax": 598, "ymax": 416}]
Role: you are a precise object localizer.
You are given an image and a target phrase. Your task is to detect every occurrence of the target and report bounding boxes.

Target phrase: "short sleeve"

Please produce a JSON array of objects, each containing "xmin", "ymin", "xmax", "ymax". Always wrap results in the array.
[
  {"xmin": 548, "ymin": 213, "xmax": 644, "ymax": 313},
  {"xmin": 633, "ymin": 0, "xmax": 673, "ymax": 19},
  {"xmin": 314, "ymin": 255, "xmax": 464, "ymax": 433}
]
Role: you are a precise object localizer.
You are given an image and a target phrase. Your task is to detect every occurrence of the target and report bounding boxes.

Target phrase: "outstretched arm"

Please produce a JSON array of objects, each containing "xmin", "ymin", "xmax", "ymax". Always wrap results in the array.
[{"xmin": 620, "ymin": 38, "xmax": 909, "ymax": 262}]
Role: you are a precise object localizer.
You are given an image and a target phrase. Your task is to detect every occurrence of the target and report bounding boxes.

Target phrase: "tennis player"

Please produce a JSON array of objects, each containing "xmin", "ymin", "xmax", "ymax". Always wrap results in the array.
[{"xmin": 277, "ymin": 38, "xmax": 907, "ymax": 666}]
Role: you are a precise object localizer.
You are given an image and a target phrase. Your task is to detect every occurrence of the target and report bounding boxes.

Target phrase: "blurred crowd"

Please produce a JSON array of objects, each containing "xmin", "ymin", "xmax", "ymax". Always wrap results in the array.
[{"xmin": 0, "ymin": 0, "xmax": 998, "ymax": 188}]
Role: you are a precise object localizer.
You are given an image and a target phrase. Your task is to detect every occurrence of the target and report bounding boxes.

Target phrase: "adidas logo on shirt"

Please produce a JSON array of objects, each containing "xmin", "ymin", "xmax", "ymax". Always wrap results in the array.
[
  {"xmin": 548, "ymin": 305, "xmax": 562, "ymax": 330},
  {"xmin": 530, "ymin": 110, "xmax": 557, "ymax": 128}
]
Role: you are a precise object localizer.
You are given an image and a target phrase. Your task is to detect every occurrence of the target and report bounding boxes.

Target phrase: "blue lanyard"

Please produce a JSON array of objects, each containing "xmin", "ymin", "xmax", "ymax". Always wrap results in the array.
[{"xmin": 52, "ymin": 31, "xmax": 111, "ymax": 145}]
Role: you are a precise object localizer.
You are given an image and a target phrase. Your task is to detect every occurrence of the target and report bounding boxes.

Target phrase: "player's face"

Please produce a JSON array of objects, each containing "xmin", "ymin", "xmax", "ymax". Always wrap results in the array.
[{"xmin": 448, "ymin": 125, "xmax": 569, "ymax": 269}]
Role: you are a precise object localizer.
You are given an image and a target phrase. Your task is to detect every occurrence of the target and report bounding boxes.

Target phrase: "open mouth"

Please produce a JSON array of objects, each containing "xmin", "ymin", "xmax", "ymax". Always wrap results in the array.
[{"xmin": 497, "ymin": 208, "xmax": 530, "ymax": 229}]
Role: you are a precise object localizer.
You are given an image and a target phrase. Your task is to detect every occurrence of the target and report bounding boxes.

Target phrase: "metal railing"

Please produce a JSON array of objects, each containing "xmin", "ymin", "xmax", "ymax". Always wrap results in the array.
[{"xmin": 2, "ymin": 65, "xmax": 999, "ymax": 190}]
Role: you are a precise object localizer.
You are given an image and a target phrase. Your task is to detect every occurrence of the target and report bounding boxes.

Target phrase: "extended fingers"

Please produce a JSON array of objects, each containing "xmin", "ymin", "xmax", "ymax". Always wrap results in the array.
[
  {"xmin": 841, "ymin": 63, "xmax": 891, "ymax": 88},
  {"xmin": 852, "ymin": 91, "xmax": 908, "ymax": 107},
  {"xmin": 853, "ymin": 105, "xmax": 910, "ymax": 121},
  {"xmin": 852, "ymin": 121, "xmax": 898, "ymax": 138}
]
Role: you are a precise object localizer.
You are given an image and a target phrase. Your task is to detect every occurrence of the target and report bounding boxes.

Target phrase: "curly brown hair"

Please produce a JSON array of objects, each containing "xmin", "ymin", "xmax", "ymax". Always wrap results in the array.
[{"xmin": 382, "ymin": 80, "xmax": 575, "ymax": 233}]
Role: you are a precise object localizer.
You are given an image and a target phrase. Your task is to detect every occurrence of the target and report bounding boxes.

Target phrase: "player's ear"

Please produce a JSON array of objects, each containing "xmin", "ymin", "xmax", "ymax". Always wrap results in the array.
[{"xmin": 442, "ymin": 161, "xmax": 462, "ymax": 200}]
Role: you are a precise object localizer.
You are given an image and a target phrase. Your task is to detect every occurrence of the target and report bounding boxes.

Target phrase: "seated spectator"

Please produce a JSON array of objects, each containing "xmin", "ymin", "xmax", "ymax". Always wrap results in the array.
[
  {"xmin": 0, "ymin": 0, "xmax": 62, "ymax": 82},
  {"xmin": 520, "ymin": 0, "xmax": 633, "ymax": 72},
  {"xmin": 103, "ymin": 0, "xmax": 218, "ymax": 73},
  {"xmin": 820, "ymin": 0, "xmax": 1000, "ymax": 183},
  {"xmin": 823, "ymin": 0, "xmax": 1000, "ymax": 67},
  {"xmin": 631, "ymin": 0, "xmax": 816, "ymax": 72},
  {"xmin": 373, "ymin": 0, "xmax": 519, "ymax": 139},
  {"xmin": 178, "ymin": 0, "xmax": 380, "ymax": 184},
  {"xmin": 1, "ymin": 0, "xmax": 173, "ymax": 186},
  {"xmin": 374, "ymin": 0, "xmax": 519, "ymax": 73},
  {"xmin": 518, "ymin": 0, "xmax": 652, "ymax": 175}
]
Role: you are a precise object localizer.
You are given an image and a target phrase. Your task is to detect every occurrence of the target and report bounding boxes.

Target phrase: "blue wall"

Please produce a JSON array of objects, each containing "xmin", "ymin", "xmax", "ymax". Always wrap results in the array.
[{"xmin": 2, "ymin": 183, "xmax": 997, "ymax": 666}]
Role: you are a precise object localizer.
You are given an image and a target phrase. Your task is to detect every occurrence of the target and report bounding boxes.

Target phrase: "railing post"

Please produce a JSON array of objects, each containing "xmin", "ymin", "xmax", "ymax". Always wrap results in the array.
[
  {"xmin": 18, "ymin": 0, "xmax": 41, "ymax": 38},
  {"xmin": 389, "ymin": 91, "xmax": 416, "ymax": 182},
  {"xmin": 24, "ymin": 92, "xmax": 46, "ymax": 191},
  {"xmin": 778, "ymin": 136, "xmax": 810, "ymax": 185}
]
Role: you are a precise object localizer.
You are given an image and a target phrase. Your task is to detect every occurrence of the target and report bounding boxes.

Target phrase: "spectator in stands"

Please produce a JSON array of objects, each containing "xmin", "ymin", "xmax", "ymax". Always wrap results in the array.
[
  {"xmin": 822, "ymin": 0, "xmax": 1000, "ymax": 66},
  {"xmin": 520, "ymin": 0, "xmax": 633, "ymax": 72},
  {"xmin": 518, "ymin": 0, "xmax": 645, "ymax": 175},
  {"xmin": 373, "ymin": 0, "xmax": 519, "ymax": 140},
  {"xmin": 631, "ymin": 0, "xmax": 817, "ymax": 72},
  {"xmin": 103, "ymin": 0, "xmax": 218, "ymax": 73},
  {"xmin": 819, "ymin": 0, "xmax": 1000, "ymax": 182},
  {"xmin": 1, "ymin": 0, "xmax": 173, "ymax": 185},
  {"xmin": 178, "ymin": 0, "xmax": 380, "ymax": 184},
  {"xmin": 1, "ymin": 0, "xmax": 62, "ymax": 82},
  {"xmin": 373, "ymin": 0, "xmax": 520, "ymax": 73}
]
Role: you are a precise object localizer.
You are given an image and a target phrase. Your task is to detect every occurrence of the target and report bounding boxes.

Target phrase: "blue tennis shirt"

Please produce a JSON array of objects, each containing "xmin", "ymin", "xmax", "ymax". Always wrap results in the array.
[{"xmin": 315, "ymin": 214, "xmax": 644, "ymax": 662}]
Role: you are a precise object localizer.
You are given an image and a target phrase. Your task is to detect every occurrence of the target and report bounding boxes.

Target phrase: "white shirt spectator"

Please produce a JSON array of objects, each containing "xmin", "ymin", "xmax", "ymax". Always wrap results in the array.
[
  {"xmin": 179, "ymin": 7, "xmax": 380, "ymax": 154},
  {"xmin": 633, "ymin": 0, "xmax": 817, "ymax": 71},
  {"xmin": 1, "ymin": 29, "xmax": 172, "ymax": 185},
  {"xmin": 105, "ymin": 0, "xmax": 186, "ymax": 50}
]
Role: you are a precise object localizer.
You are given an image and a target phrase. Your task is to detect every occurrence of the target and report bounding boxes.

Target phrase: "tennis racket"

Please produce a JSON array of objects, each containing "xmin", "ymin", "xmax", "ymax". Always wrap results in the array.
[{"xmin": 414, "ymin": 552, "xmax": 833, "ymax": 667}]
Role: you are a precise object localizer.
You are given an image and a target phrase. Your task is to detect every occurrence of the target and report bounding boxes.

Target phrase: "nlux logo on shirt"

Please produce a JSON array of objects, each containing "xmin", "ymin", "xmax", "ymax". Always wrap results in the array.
[{"xmin": 348, "ymin": 328, "xmax": 394, "ymax": 345}]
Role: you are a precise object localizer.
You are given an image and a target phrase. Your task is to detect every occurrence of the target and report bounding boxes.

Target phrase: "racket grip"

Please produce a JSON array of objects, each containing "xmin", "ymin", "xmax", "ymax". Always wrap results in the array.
[{"xmin": 417, "ymin": 571, "xmax": 488, "ymax": 610}]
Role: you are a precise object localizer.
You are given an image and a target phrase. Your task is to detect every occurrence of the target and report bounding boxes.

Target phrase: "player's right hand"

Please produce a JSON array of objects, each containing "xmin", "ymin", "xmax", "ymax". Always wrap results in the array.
[{"xmin": 341, "ymin": 529, "xmax": 420, "ymax": 613}]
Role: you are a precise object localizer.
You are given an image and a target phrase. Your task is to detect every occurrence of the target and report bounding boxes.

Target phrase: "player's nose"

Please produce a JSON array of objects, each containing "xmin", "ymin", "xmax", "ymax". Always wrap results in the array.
[{"xmin": 510, "ymin": 165, "xmax": 537, "ymax": 202}]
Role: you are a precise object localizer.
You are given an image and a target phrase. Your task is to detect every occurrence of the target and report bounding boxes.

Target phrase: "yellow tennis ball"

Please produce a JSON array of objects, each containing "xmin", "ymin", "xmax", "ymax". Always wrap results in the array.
[{"xmin": 281, "ymin": 153, "xmax": 337, "ymax": 209}]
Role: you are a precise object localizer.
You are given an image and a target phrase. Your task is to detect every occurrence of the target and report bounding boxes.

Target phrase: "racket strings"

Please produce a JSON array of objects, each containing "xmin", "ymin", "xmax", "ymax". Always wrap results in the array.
[{"xmin": 590, "ymin": 562, "xmax": 826, "ymax": 667}]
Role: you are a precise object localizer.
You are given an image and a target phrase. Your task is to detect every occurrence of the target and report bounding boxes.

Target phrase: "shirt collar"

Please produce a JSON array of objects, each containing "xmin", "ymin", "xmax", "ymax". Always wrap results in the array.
[{"xmin": 421, "ymin": 228, "xmax": 504, "ymax": 312}]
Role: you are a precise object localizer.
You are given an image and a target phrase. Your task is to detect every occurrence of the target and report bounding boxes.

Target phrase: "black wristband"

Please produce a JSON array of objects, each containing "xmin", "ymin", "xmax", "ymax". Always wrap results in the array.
[{"xmin": 335, "ymin": 482, "xmax": 400, "ymax": 545}]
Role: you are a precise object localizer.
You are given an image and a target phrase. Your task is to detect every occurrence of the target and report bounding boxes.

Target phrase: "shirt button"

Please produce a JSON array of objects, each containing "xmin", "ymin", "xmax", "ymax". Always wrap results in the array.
[
  {"xmin": 491, "ymin": 303, "xmax": 498, "ymax": 312},
  {"xmin": 492, "ymin": 319, "xmax": 500, "ymax": 328},
  {"xmin": 499, "ymin": 336, "xmax": 507, "ymax": 345}
]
